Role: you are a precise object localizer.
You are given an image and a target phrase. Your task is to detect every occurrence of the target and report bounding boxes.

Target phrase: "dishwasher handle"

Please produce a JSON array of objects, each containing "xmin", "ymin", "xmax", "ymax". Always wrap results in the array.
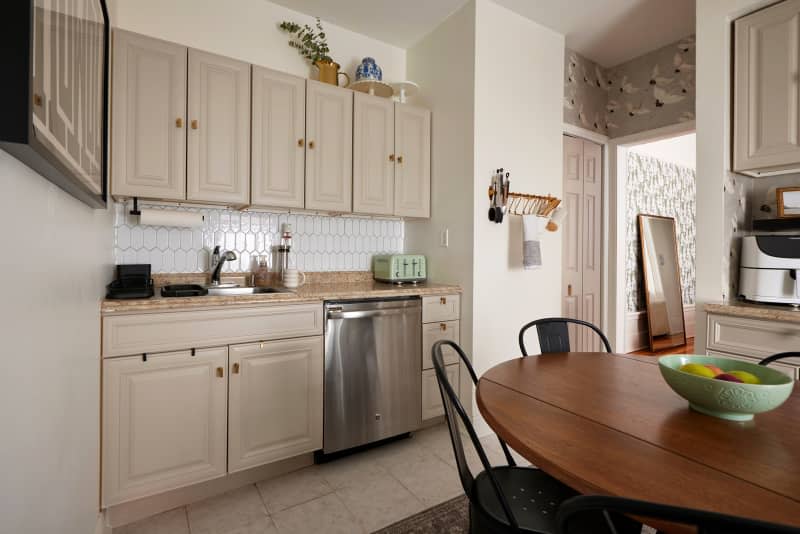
[{"xmin": 326, "ymin": 307, "xmax": 418, "ymax": 320}]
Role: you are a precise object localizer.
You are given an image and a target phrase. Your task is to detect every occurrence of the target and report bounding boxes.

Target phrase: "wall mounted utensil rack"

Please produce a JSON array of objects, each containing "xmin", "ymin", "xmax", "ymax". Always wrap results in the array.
[{"xmin": 487, "ymin": 168, "xmax": 562, "ymax": 227}]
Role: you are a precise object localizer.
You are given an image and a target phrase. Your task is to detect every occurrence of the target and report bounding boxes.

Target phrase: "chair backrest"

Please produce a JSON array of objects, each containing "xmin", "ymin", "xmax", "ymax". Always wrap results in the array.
[
  {"xmin": 431, "ymin": 340, "xmax": 519, "ymax": 529},
  {"xmin": 519, "ymin": 317, "xmax": 612, "ymax": 356},
  {"xmin": 557, "ymin": 495, "xmax": 799, "ymax": 534},
  {"xmin": 759, "ymin": 352, "xmax": 800, "ymax": 367}
]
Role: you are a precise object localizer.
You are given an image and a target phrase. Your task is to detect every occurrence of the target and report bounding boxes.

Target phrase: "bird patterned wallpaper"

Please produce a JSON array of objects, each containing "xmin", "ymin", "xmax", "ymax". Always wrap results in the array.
[
  {"xmin": 565, "ymin": 35, "xmax": 696, "ymax": 138},
  {"xmin": 626, "ymin": 151, "xmax": 696, "ymax": 312}
]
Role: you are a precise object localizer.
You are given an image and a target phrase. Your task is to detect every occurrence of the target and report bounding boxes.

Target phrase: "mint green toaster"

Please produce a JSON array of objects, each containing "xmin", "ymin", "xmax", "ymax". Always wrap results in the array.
[{"xmin": 372, "ymin": 254, "xmax": 427, "ymax": 284}]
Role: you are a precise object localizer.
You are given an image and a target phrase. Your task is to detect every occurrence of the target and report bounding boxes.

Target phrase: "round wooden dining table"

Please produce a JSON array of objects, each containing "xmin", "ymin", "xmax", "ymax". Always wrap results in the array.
[{"xmin": 476, "ymin": 353, "xmax": 800, "ymax": 528}]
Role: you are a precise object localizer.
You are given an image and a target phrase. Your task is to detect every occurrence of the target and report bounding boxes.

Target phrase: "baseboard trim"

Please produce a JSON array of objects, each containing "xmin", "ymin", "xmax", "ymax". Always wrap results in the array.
[
  {"xmin": 625, "ymin": 305, "xmax": 695, "ymax": 352},
  {"xmin": 95, "ymin": 512, "xmax": 111, "ymax": 534},
  {"xmin": 105, "ymin": 453, "xmax": 313, "ymax": 528}
]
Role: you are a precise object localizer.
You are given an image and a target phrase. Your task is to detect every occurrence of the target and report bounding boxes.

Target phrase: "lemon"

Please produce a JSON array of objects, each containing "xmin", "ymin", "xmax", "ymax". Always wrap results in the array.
[
  {"xmin": 679, "ymin": 363, "xmax": 716, "ymax": 378},
  {"xmin": 728, "ymin": 370, "xmax": 761, "ymax": 384}
]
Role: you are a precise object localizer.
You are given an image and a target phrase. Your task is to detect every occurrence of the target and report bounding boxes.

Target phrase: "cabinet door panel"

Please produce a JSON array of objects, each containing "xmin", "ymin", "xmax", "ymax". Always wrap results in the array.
[
  {"xmin": 422, "ymin": 321, "xmax": 460, "ymax": 370},
  {"xmin": 353, "ymin": 93, "xmax": 394, "ymax": 215},
  {"xmin": 187, "ymin": 49, "xmax": 250, "ymax": 204},
  {"xmin": 251, "ymin": 67, "xmax": 305, "ymax": 208},
  {"xmin": 102, "ymin": 347, "xmax": 228, "ymax": 506},
  {"xmin": 734, "ymin": 0, "xmax": 800, "ymax": 172},
  {"xmin": 228, "ymin": 337, "xmax": 323, "ymax": 472},
  {"xmin": 422, "ymin": 364, "xmax": 459, "ymax": 421},
  {"xmin": 394, "ymin": 104, "xmax": 431, "ymax": 217},
  {"xmin": 305, "ymin": 81, "xmax": 353, "ymax": 212},
  {"xmin": 111, "ymin": 30, "xmax": 186, "ymax": 200}
]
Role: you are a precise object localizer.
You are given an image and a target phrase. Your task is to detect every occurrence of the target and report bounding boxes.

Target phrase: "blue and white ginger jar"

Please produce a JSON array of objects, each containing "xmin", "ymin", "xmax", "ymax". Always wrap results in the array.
[{"xmin": 355, "ymin": 57, "xmax": 382, "ymax": 82}]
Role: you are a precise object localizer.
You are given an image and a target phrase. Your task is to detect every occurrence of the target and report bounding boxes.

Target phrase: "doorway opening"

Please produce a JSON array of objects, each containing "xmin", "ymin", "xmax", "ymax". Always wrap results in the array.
[{"xmin": 613, "ymin": 131, "xmax": 696, "ymax": 355}]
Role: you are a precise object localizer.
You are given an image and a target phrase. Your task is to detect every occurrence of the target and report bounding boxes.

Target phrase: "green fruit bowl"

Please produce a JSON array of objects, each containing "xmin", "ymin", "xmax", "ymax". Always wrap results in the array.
[{"xmin": 658, "ymin": 355, "xmax": 795, "ymax": 421}]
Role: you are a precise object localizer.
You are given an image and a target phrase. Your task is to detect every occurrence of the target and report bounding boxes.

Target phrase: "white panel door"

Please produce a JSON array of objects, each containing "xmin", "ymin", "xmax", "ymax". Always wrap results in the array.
[
  {"xmin": 228, "ymin": 337, "xmax": 323, "ymax": 472},
  {"xmin": 394, "ymin": 104, "xmax": 431, "ymax": 217},
  {"xmin": 251, "ymin": 66, "xmax": 306, "ymax": 208},
  {"xmin": 305, "ymin": 80, "xmax": 353, "ymax": 212},
  {"xmin": 422, "ymin": 364, "xmax": 459, "ymax": 421},
  {"xmin": 582, "ymin": 140, "xmax": 603, "ymax": 351},
  {"xmin": 734, "ymin": 0, "xmax": 800, "ymax": 173},
  {"xmin": 562, "ymin": 135, "xmax": 584, "ymax": 350},
  {"xmin": 187, "ymin": 49, "xmax": 250, "ymax": 205},
  {"xmin": 353, "ymin": 92, "xmax": 395, "ymax": 215},
  {"xmin": 111, "ymin": 30, "xmax": 186, "ymax": 200},
  {"xmin": 102, "ymin": 347, "xmax": 228, "ymax": 506}
]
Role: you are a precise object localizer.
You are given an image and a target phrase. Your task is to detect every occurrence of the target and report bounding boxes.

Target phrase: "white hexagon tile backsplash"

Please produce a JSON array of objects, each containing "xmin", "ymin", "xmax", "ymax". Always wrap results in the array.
[{"xmin": 113, "ymin": 203, "xmax": 404, "ymax": 273}]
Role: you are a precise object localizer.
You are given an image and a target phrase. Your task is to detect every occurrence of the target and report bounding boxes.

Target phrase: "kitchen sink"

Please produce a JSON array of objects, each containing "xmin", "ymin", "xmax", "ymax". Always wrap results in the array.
[{"xmin": 206, "ymin": 286, "xmax": 292, "ymax": 296}]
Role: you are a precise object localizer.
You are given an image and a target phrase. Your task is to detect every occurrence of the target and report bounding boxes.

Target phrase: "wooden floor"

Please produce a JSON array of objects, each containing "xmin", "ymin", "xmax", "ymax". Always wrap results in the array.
[{"xmin": 629, "ymin": 337, "xmax": 695, "ymax": 356}]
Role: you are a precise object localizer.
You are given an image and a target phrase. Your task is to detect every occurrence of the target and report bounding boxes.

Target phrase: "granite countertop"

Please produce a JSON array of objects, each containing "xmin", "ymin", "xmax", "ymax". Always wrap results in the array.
[
  {"xmin": 704, "ymin": 301, "xmax": 800, "ymax": 324},
  {"xmin": 101, "ymin": 279, "xmax": 461, "ymax": 315}
]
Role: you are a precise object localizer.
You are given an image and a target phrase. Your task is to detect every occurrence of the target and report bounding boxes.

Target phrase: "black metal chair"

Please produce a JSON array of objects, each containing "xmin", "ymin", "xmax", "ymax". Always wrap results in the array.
[
  {"xmin": 518, "ymin": 318, "xmax": 612, "ymax": 356},
  {"xmin": 432, "ymin": 340, "xmax": 613, "ymax": 533},
  {"xmin": 556, "ymin": 494, "xmax": 800, "ymax": 534},
  {"xmin": 759, "ymin": 352, "xmax": 800, "ymax": 367}
]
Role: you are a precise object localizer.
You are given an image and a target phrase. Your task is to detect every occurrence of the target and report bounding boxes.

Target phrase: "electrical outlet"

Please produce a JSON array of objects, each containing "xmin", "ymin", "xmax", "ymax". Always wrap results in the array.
[{"xmin": 440, "ymin": 228, "xmax": 449, "ymax": 248}]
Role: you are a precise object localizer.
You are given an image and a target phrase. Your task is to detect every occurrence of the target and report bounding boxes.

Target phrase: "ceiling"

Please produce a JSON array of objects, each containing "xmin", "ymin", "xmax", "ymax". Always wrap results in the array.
[{"xmin": 271, "ymin": 0, "xmax": 695, "ymax": 67}]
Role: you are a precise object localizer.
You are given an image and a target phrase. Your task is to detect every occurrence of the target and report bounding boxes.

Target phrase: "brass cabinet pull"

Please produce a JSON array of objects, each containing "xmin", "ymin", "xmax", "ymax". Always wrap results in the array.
[
  {"xmin": 397, "ymin": 155, "xmax": 404, "ymax": 164},
  {"xmin": 33, "ymin": 94, "xmax": 42, "ymax": 106},
  {"xmin": 298, "ymin": 138, "xmax": 305, "ymax": 147},
  {"xmin": 216, "ymin": 367, "xmax": 224, "ymax": 378},
  {"xmin": 308, "ymin": 140, "xmax": 315, "ymax": 149},
  {"xmin": 567, "ymin": 284, "xmax": 572, "ymax": 297},
  {"xmin": 175, "ymin": 117, "xmax": 183, "ymax": 128},
  {"xmin": 440, "ymin": 297, "xmax": 447, "ymax": 305},
  {"xmin": 191, "ymin": 119, "xmax": 199, "ymax": 130},
  {"xmin": 389, "ymin": 154, "xmax": 395, "ymax": 162},
  {"xmin": 232, "ymin": 362, "xmax": 240, "ymax": 374},
  {"xmin": 440, "ymin": 323, "xmax": 447, "ymax": 332}
]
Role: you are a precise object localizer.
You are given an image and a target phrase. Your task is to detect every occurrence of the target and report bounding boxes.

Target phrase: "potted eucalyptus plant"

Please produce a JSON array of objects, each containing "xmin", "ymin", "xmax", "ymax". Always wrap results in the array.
[{"xmin": 279, "ymin": 18, "xmax": 350, "ymax": 87}]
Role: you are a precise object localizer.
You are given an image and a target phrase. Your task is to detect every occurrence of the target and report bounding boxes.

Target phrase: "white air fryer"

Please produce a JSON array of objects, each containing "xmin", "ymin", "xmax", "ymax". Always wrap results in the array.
[{"xmin": 739, "ymin": 235, "xmax": 800, "ymax": 305}]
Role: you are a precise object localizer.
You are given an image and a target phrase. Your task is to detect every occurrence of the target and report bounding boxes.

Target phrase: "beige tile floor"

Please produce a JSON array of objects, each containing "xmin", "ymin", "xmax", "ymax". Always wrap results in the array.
[{"xmin": 114, "ymin": 424, "xmax": 519, "ymax": 534}]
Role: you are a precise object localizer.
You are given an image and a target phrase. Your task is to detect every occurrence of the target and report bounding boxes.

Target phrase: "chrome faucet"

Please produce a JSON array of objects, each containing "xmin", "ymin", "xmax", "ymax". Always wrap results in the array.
[{"xmin": 210, "ymin": 249, "xmax": 237, "ymax": 286}]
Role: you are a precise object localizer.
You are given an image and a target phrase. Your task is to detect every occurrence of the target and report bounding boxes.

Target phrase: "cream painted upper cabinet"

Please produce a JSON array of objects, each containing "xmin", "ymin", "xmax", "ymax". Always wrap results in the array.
[
  {"xmin": 394, "ymin": 104, "xmax": 431, "ymax": 217},
  {"xmin": 305, "ymin": 80, "xmax": 353, "ymax": 212},
  {"xmin": 111, "ymin": 30, "xmax": 187, "ymax": 201},
  {"xmin": 353, "ymin": 93, "xmax": 395, "ymax": 215},
  {"xmin": 251, "ymin": 67, "xmax": 306, "ymax": 208},
  {"xmin": 734, "ymin": 0, "xmax": 800, "ymax": 176},
  {"xmin": 187, "ymin": 49, "xmax": 251, "ymax": 205},
  {"xmin": 228, "ymin": 337, "xmax": 323, "ymax": 473},
  {"xmin": 102, "ymin": 347, "xmax": 228, "ymax": 507}
]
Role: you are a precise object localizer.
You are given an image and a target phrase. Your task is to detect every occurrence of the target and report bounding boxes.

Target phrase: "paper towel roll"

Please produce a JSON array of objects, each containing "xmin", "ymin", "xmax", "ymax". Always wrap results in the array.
[{"xmin": 138, "ymin": 209, "xmax": 205, "ymax": 228}]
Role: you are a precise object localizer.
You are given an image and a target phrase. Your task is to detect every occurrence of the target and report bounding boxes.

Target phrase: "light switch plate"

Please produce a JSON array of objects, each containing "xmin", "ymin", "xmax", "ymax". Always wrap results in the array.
[{"xmin": 440, "ymin": 228, "xmax": 449, "ymax": 248}]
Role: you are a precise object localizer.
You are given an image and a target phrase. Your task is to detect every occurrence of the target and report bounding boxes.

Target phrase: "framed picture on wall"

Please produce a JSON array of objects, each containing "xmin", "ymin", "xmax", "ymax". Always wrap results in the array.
[
  {"xmin": 0, "ymin": 0, "xmax": 110, "ymax": 208},
  {"xmin": 777, "ymin": 187, "xmax": 800, "ymax": 218}
]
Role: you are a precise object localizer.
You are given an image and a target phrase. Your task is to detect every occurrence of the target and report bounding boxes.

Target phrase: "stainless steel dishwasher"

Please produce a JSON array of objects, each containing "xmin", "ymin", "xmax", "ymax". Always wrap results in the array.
[{"xmin": 323, "ymin": 297, "xmax": 422, "ymax": 454}]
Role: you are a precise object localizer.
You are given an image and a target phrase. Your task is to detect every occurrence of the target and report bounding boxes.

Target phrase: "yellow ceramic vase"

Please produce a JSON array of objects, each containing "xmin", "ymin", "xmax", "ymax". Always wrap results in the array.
[{"xmin": 315, "ymin": 60, "xmax": 350, "ymax": 87}]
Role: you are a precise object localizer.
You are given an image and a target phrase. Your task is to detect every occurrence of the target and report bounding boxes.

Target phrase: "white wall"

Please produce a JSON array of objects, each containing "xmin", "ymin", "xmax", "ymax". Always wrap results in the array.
[
  {"xmin": 694, "ymin": 0, "xmax": 771, "ymax": 350},
  {"xmin": 0, "ymin": 152, "xmax": 113, "ymax": 534},
  {"xmin": 110, "ymin": 0, "xmax": 406, "ymax": 83},
  {"xmin": 631, "ymin": 133, "xmax": 696, "ymax": 170},
  {"xmin": 472, "ymin": 0, "xmax": 564, "ymax": 434}
]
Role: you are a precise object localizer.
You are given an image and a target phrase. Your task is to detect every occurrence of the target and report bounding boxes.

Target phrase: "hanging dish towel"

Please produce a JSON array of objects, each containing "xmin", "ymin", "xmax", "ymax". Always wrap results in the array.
[{"xmin": 523, "ymin": 215, "xmax": 542, "ymax": 270}]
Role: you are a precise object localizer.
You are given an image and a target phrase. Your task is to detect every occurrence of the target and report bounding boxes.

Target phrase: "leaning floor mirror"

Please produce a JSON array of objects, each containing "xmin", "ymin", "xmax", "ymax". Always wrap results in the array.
[{"xmin": 638, "ymin": 214, "xmax": 687, "ymax": 352}]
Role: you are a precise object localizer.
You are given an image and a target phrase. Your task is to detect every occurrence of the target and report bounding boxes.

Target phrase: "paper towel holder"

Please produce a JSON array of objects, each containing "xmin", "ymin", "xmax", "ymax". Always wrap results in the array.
[{"xmin": 130, "ymin": 197, "xmax": 141, "ymax": 216}]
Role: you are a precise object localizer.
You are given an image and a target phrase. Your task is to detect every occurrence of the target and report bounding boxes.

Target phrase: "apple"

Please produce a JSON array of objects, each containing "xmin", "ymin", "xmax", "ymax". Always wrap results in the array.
[
  {"xmin": 679, "ymin": 363, "xmax": 716, "ymax": 378},
  {"xmin": 704, "ymin": 364, "xmax": 724, "ymax": 376},
  {"xmin": 714, "ymin": 373, "xmax": 744, "ymax": 383},
  {"xmin": 728, "ymin": 370, "xmax": 761, "ymax": 384}
]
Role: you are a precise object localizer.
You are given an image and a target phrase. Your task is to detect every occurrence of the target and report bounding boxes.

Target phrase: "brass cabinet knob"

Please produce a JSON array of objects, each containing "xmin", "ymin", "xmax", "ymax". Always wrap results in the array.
[
  {"xmin": 175, "ymin": 117, "xmax": 183, "ymax": 128},
  {"xmin": 440, "ymin": 297, "xmax": 447, "ymax": 305},
  {"xmin": 397, "ymin": 155, "xmax": 404, "ymax": 164},
  {"xmin": 232, "ymin": 362, "xmax": 240, "ymax": 374},
  {"xmin": 389, "ymin": 154, "xmax": 395, "ymax": 162},
  {"xmin": 567, "ymin": 284, "xmax": 572, "ymax": 297},
  {"xmin": 33, "ymin": 94, "xmax": 42, "ymax": 106},
  {"xmin": 298, "ymin": 138, "xmax": 305, "ymax": 147},
  {"xmin": 216, "ymin": 367, "xmax": 224, "ymax": 378},
  {"xmin": 440, "ymin": 323, "xmax": 447, "ymax": 332},
  {"xmin": 308, "ymin": 140, "xmax": 315, "ymax": 149},
  {"xmin": 191, "ymin": 119, "xmax": 199, "ymax": 130}
]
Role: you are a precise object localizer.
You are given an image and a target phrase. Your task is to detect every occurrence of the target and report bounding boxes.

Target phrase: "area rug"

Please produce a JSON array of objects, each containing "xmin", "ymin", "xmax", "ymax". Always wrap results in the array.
[{"xmin": 372, "ymin": 495, "xmax": 470, "ymax": 534}]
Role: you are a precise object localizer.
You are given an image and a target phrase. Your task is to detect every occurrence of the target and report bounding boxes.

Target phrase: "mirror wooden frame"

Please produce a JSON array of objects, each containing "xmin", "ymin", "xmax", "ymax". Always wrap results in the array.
[
  {"xmin": 776, "ymin": 187, "xmax": 800, "ymax": 219},
  {"xmin": 638, "ymin": 214, "xmax": 687, "ymax": 352}
]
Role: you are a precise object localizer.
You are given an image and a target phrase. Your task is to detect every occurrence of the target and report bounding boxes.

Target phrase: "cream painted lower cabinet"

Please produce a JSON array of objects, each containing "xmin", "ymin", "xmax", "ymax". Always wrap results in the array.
[
  {"xmin": 102, "ymin": 347, "xmax": 229, "ymax": 507},
  {"xmin": 422, "ymin": 365, "xmax": 459, "ymax": 420},
  {"xmin": 228, "ymin": 337, "xmax": 323, "ymax": 472}
]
